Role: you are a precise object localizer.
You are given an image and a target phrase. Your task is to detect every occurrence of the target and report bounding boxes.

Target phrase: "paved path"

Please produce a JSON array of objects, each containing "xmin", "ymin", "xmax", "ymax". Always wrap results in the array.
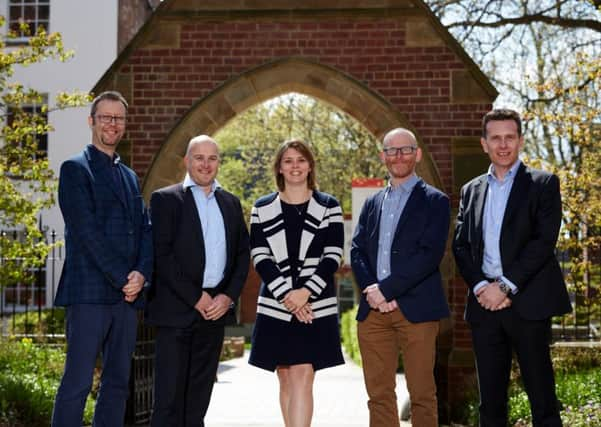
[{"xmin": 205, "ymin": 351, "xmax": 411, "ymax": 427}]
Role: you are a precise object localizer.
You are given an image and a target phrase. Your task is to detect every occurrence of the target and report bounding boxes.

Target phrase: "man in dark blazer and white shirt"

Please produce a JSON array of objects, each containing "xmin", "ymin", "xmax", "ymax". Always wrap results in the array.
[
  {"xmin": 351, "ymin": 128, "xmax": 450, "ymax": 427},
  {"xmin": 453, "ymin": 109, "xmax": 571, "ymax": 427},
  {"xmin": 52, "ymin": 91, "xmax": 153, "ymax": 427},
  {"xmin": 146, "ymin": 135, "xmax": 249, "ymax": 426}
]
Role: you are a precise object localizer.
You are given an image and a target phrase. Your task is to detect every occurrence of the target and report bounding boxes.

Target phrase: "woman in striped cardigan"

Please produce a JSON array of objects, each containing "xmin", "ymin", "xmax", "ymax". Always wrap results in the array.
[{"xmin": 249, "ymin": 140, "xmax": 345, "ymax": 427}]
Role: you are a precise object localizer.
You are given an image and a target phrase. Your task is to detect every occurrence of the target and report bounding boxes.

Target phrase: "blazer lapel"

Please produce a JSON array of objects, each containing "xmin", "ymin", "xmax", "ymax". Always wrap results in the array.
[
  {"xmin": 259, "ymin": 195, "xmax": 288, "ymax": 264},
  {"xmin": 393, "ymin": 181, "xmax": 425, "ymax": 237},
  {"xmin": 502, "ymin": 163, "xmax": 528, "ymax": 231},
  {"xmin": 183, "ymin": 187, "xmax": 205, "ymax": 254},
  {"xmin": 86, "ymin": 147, "xmax": 128, "ymax": 209},
  {"xmin": 370, "ymin": 190, "xmax": 386, "ymax": 241},
  {"xmin": 298, "ymin": 194, "xmax": 326, "ymax": 261},
  {"xmin": 473, "ymin": 176, "xmax": 488, "ymax": 235},
  {"xmin": 119, "ymin": 166, "xmax": 135, "ymax": 218},
  {"xmin": 215, "ymin": 189, "xmax": 233, "ymax": 261}
]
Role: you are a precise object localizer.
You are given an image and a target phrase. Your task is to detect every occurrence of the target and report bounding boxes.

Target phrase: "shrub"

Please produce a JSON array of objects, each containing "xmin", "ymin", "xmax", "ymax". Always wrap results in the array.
[
  {"xmin": 449, "ymin": 380, "xmax": 480, "ymax": 427},
  {"xmin": 453, "ymin": 345, "xmax": 601, "ymax": 426},
  {"xmin": 0, "ymin": 337, "xmax": 94, "ymax": 426},
  {"xmin": 340, "ymin": 306, "xmax": 361, "ymax": 366},
  {"xmin": 560, "ymin": 402, "xmax": 601, "ymax": 427},
  {"xmin": 551, "ymin": 345, "xmax": 601, "ymax": 374},
  {"xmin": 510, "ymin": 345, "xmax": 601, "ymax": 425},
  {"xmin": 4, "ymin": 308, "xmax": 65, "ymax": 336}
]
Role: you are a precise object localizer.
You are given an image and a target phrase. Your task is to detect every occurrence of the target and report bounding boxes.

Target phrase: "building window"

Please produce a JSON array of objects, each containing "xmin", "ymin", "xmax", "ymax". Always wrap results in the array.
[
  {"xmin": 6, "ymin": 101, "xmax": 48, "ymax": 169},
  {"xmin": 8, "ymin": 0, "xmax": 50, "ymax": 39}
]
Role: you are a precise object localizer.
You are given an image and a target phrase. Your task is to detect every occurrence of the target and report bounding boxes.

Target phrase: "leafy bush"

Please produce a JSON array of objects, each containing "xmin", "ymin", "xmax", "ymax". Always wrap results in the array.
[
  {"xmin": 510, "ymin": 345, "xmax": 601, "ymax": 425},
  {"xmin": 340, "ymin": 306, "xmax": 362, "ymax": 366},
  {"xmin": 560, "ymin": 402, "xmax": 601, "ymax": 427},
  {"xmin": 455, "ymin": 345, "xmax": 601, "ymax": 426},
  {"xmin": 551, "ymin": 345, "xmax": 601, "ymax": 374},
  {"xmin": 0, "ymin": 337, "xmax": 94, "ymax": 426},
  {"xmin": 4, "ymin": 308, "xmax": 65, "ymax": 336}
]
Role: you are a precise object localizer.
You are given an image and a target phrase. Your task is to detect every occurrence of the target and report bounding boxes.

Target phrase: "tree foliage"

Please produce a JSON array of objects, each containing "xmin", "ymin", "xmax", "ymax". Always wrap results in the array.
[
  {"xmin": 427, "ymin": 0, "xmax": 600, "ymax": 163},
  {"xmin": 215, "ymin": 94, "xmax": 386, "ymax": 217},
  {"xmin": 527, "ymin": 53, "xmax": 601, "ymax": 299},
  {"xmin": 0, "ymin": 17, "xmax": 90, "ymax": 285}
]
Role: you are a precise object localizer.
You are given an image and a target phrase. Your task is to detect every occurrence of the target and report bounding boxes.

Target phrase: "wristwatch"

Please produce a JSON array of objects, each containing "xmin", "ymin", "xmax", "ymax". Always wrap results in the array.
[{"xmin": 496, "ymin": 277, "xmax": 511, "ymax": 294}]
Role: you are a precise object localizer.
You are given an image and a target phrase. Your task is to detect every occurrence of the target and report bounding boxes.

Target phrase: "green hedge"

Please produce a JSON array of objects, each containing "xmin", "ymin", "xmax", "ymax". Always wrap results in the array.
[
  {"xmin": 4, "ymin": 308, "xmax": 65, "ymax": 336},
  {"xmin": 0, "ymin": 337, "xmax": 94, "ymax": 426},
  {"xmin": 340, "ymin": 306, "xmax": 403, "ymax": 371},
  {"xmin": 456, "ymin": 345, "xmax": 601, "ymax": 426},
  {"xmin": 511, "ymin": 346, "xmax": 601, "ymax": 426},
  {"xmin": 340, "ymin": 306, "xmax": 361, "ymax": 366}
]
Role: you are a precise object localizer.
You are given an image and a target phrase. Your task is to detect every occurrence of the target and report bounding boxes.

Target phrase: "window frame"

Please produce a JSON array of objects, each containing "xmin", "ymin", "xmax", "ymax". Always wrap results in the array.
[
  {"xmin": 6, "ymin": 0, "xmax": 50, "ymax": 44},
  {"xmin": 5, "ymin": 96, "xmax": 49, "ymax": 177}
]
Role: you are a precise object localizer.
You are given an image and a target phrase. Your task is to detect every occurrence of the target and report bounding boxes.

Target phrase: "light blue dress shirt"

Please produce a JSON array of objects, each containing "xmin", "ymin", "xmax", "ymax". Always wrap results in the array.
[
  {"xmin": 183, "ymin": 174, "xmax": 226, "ymax": 289},
  {"xmin": 474, "ymin": 161, "xmax": 520, "ymax": 294},
  {"xmin": 376, "ymin": 175, "xmax": 419, "ymax": 282}
]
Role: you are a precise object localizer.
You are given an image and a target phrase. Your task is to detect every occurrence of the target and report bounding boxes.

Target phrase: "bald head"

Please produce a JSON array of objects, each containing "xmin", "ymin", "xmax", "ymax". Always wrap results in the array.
[
  {"xmin": 184, "ymin": 135, "xmax": 220, "ymax": 191},
  {"xmin": 380, "ymin": 127, "xmax": 421, "ymax": 186},
  {"xmin": 186, "ymin": 135, "xmax": 219, "ymax": 156},
  {"xmin": 383, "ymin": 128, "xmax": 417, "ymax": 148}
]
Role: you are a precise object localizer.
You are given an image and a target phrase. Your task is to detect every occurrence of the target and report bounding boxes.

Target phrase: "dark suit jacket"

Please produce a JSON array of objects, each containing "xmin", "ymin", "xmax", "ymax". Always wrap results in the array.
[
  {"xmin": 146, "ymin": 183, "xmax": 250, "ymax": 328},
  {"xmin": 351, "ymin": 179, "xmax": 451, "ymax": 322},
  {"xmin": 453, "ymin": 163, "xmax": 571, "ymax": 323},
  {"xmin": 55, "ymin": 145, "xmax": 153, "ymax": 306}
]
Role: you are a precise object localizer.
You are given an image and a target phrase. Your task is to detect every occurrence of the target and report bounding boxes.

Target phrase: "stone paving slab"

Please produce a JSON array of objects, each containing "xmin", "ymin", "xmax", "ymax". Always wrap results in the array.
[{"xmin": 205, "ymin": 351, "xmax": 411, "ymax": 427}]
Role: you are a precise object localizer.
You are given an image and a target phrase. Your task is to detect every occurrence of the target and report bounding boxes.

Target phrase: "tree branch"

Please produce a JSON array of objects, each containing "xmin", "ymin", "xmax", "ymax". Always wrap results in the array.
[{"xmin": 447, "ymin": 13, "xmax": 601, "ymax": 32}]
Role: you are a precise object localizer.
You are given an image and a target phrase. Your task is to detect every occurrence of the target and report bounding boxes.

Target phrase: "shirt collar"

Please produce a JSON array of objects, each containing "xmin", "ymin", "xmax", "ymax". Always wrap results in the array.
[
  {"xmin": 88, "ymin": 144, "xmax": 120, "ymax": 166},
  {"xmin": 387, "ymin": 174, "xmax": 419, "ymax": 194},
  {"xmin": 487, "ymin": 159, "xmax": 521, "ymax": 184},
  {"xmin": 183, "ymin": 173, "xmax": 221, "ymax": 193}
]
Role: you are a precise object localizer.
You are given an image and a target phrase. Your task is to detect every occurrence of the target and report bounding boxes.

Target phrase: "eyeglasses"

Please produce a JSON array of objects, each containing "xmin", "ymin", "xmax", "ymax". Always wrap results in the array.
[
  {"xmin": 95, "ymin": 114, "xmax": 126, "ymax": 126},
  {"xmin": 382, "ymin": 146, "xmax": 417, "ymax": 157}
]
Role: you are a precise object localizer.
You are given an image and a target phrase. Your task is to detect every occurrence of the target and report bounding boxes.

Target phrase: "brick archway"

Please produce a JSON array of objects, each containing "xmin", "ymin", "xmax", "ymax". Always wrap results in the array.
[{"xmin": 142, "ymin": 57, "xmax": 442, "ymax": 199}]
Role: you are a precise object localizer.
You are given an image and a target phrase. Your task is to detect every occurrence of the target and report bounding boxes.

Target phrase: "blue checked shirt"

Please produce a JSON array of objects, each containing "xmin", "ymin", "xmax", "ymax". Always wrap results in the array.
[{"xmin": 377, "ymin": 175, "xmax": 419, "ymax": 282}]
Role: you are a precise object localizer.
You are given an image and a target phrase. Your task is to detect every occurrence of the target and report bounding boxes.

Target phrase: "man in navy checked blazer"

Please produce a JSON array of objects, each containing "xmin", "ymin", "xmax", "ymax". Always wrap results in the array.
[{"xmin": 51, "ymin": 91, "xmax": 153, "ymax": 427}]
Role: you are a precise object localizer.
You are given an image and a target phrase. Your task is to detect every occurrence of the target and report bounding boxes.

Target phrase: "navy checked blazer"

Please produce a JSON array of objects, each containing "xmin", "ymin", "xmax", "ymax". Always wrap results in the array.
[{"xmin": 54, "ymin": 145, "xmax": 153, "ymax": 306}]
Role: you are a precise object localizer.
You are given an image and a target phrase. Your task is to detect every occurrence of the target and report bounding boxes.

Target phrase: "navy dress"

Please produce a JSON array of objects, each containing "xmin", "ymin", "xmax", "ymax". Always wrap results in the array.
[{"xmin": 249, "ymin": 201, "xmax": 344, "ymax": 371}]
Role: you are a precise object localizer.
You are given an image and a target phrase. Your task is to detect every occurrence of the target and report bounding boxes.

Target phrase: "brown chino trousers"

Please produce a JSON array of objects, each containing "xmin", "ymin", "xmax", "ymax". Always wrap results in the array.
[{"xmin": 358, "ymin": 309, "xmax": 439, "ymax": 427}]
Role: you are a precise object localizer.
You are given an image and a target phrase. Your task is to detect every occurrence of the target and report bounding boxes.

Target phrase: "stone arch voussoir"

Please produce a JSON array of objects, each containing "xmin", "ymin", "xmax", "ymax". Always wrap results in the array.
[{"xmin": 142, "ymin": 57, "xmax": 443, "ymax": 199}]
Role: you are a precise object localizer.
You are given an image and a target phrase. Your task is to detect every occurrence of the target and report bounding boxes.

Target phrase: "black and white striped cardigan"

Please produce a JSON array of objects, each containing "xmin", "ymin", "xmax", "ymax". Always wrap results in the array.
[{"xmin": 250, "ymin": 191, "xmax": 344, "ymax": 322}]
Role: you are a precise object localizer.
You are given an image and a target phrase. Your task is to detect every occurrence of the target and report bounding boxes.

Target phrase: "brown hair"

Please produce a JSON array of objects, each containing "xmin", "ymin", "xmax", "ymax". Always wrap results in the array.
[
  {"xmin": 90, "ymin": 91, "xmax": 128, "ymax": 118},
  {"xmin": 482, "ymin": 108, "xmax": 522, "ymax": 137},
  {"xmin": 273, "ymin": 139, "xmax": 317, "ymax": 191}
]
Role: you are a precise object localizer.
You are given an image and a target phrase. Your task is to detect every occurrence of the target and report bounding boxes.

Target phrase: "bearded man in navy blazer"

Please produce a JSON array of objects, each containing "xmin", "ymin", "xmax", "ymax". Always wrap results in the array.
[
  {"xmin": 453, "ymin": 109, "xmax": 571, "ymax": 427},
  {"xmin": 52, "ymin": 91, "xmax": 153, "ymax": 427},
  {"xmin": 351, "ymin": 128, "xmax": 450, "ymax": 427},
  {"xmin": 146, "ymin": 135, "xmax": 249, "ymax": 426}
]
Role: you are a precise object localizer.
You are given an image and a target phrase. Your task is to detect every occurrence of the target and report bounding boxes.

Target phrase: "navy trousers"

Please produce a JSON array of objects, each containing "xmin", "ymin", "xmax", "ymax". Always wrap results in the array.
[{"xmin": 52, "ymin": 301, "xmax": 138, "ymax": 427}]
